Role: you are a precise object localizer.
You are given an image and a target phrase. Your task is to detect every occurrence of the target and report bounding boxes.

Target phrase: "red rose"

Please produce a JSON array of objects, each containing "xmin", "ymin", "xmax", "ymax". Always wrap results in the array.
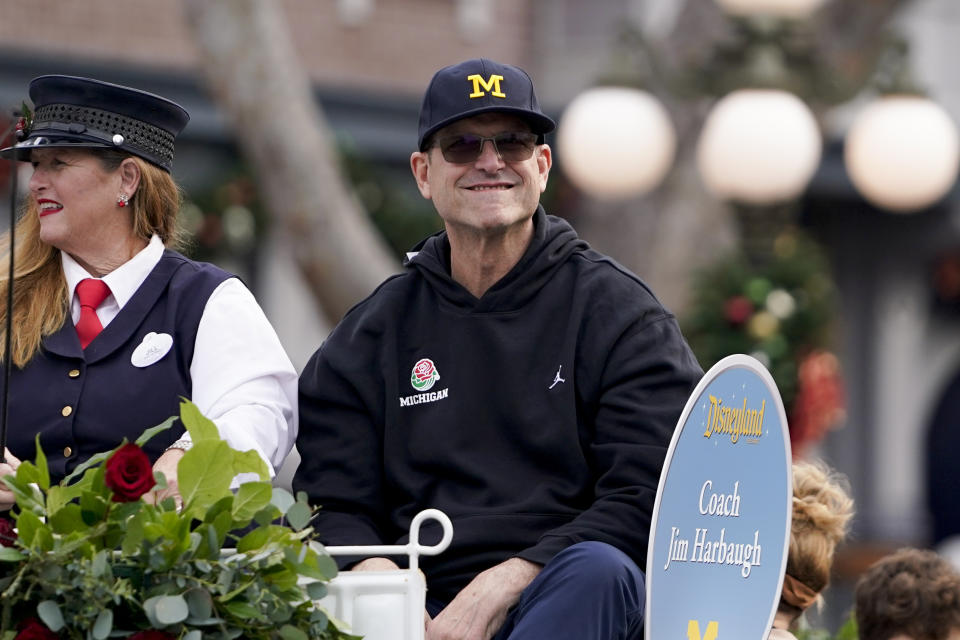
[
  {"xmin": 15, "ymin": 618, "xmax": 58, "ymax": 640},
  {"xmin": 104, "ymin": 443, "xmax": 156, "ymax": 502},
  {"xmin": 0, "ymin": 516, "xmax": 16, "ymax": 547},
  {"xmin": 414, "ymin": 360, "xmax": 434, "ymax": 381},
  {"xmin": 128, "ymin": 632, "xmax": 176, "ymax": 640}
]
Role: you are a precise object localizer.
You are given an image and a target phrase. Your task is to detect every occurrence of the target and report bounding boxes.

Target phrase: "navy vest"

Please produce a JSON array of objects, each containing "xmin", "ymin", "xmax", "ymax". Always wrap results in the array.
[{"xmin": 5, "ymin": 250, "xmax": 231, "ymax": 482}]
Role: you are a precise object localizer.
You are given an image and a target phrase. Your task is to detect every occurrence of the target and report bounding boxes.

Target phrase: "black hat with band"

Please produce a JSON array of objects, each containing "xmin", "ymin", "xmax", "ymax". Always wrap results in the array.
[
  {"xmin": 0, "ymin": 75, "xmax": 190, "ymax": 172},
  {"xmin": 417, "ymin": 58, "xmax": 555, "ymax": 151}
]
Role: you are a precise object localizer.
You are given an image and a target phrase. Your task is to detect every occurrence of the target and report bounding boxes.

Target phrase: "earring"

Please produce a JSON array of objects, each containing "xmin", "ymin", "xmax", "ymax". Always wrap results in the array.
[{"xmin": 117, "ymin": 193, "xmax": 130, "ymax": 208}]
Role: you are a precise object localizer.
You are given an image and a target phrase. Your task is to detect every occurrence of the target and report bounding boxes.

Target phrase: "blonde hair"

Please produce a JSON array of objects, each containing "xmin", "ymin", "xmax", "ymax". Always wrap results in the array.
[
  {"xmin": 780, "ymin": 460, "xmax": 855, "ymax": 615},
  {"xmin": 0, "ymin": 150, "xmax": 184, "ymax": 367}
]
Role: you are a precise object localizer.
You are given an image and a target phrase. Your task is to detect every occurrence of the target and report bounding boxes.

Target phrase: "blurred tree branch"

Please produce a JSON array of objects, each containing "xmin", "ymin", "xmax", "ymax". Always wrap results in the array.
[{"xmin": 181, "ymin": 0, "xmax": 397, "ymax": 324}]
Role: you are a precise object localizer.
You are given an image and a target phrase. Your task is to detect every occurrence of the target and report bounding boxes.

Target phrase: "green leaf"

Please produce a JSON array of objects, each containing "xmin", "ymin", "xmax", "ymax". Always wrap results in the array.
[
  {"xmin": 33, "ymin": 525, "xmax": 54, "ymax": 552},
  {"xmin": 1, "ymin": 474, "xmax": 44, "ymax": 512},
  {"xmin": 16, "ymin": 509, "xmax": 42, "ymax": 547},
  {"xmin": 279, "ymin": 625, "xmax": 308, "ymax": 640},
  {"xmin": 236, "ymin": 526, "xmax": 270, "ymax": 553},
  {"xmin": 32, "ymin": 434, "xmax": 49, "ymax": 491},
  {"xmin": 315, "ymin": 553, "xmax": 339, "ymax": 580},
  {"xmin": 91, "ymin": 549, "xmax": 109, "ymax": 577},
  {"xmin": 121, "ymin": 515, "xmax": 145, "ymax": 555},
  {"xmin": 13, "ymin": 460, "xmax": 40, "ymax": 487},
  {"xmin": 91, "ymin": 608, "xmax": 113, "ymax": 640},
  {"xmin": 254, "ymin": 505, "xmax": 281, "ymax": 526},
  {"xmin": 58, "ymin": 466, "xmax": 100, "ymax": 503},
  {"xmin": 80, "ymin": 489, "xmax": 108, "ymax": 525},
  {"xmin": 203, "ymin": 495, "xmax": 235, "ymax": 523},
  {"xmin": 179, "ymin": 399, "xmax": 220, "ymax": 442},
  {"xmin": 223, "ymin": 599, "xmax": 262, "ymax": 619},
  {"xmin": 232, "ymin": 482, "xmax": 273, "ymax": 522},
  {"xmin": 305, "ymin": 581, "xmax": 327, "ymax": 600},
  {"xmin": 286, "ymin": 502, "xmax": 312, "ymax": 531},
  {"xmin": 48, "ymin": 503, "xmax": 86, "ymax": 534},
  {"xmin": 217, "ymin": 566, "xmax": 235, "ymax": 592},
  {"xmin": 184, "ymin": 587, "xmax": 213, "ymax": 621},
  {"xmin": 135, "ymin": 415, "xmax": 177, "ymax": 447},
  {"xmin": 310, "ymin": 608, "xmax": 330, "ymax": 629},
  {"xmin": 271, "ymin": 487, "xmax": 296, "ymax": 514},
  {"xmin": 0, "ymin": 546, "xmax": 24, "ymax": 562},
  {"xmin": 144, "ymin": 594, "xmax": 190, "ymax": 625},
  {"xmin": 211, "ymin": 511, "xmax": 233, "ymax": 549},
  {"xmin": 836, "ymin": 613, "xmax": 859, "ymax": 640},
  {"xmin": 45, "ymin": 485, "xmax": 66, "ymax": 515},
  {"xmin": 178, "ymin": 440, "xmax": 235, "ymax": 512},
  {"xmin": 109, "ymin": 500, "xmax": 143, "ymax": 522},
  {"xmin": 37, "ymin": 600, "xmax": 65, "ymax": 631},
  {"xmin": 61, "ymin": 449, "xmax": 112, "ymax": 485},
  {"xmin": 232, "ymin": 448, "xmax": 269, "ymax": 481}
]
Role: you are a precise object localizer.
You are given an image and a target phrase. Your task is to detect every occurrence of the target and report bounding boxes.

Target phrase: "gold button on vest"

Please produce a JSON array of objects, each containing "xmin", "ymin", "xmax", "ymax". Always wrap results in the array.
[
  {"xmin": 63, "ymin": 446, "xmax": 73, "ymax": 457},
  {"xmin": 68, "ymin": 369, "xmax": 80, "ymax": 378},
  {"xmin": 61, "ymin": 406, "xmax": 73, "ymax": 417}
]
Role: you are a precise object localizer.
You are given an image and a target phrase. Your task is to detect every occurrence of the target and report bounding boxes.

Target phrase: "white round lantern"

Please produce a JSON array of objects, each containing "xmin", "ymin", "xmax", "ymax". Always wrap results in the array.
[
  {"xmin": 557, "ymin": 86, "xmax": 676, "ymax": 200},
  {"xmin": 714, "ymin": 0, "xmax": 828, "ymax": 19},
  {"xmin": 844, "ymin": 95, "xmax": 960, "ymax": 213},
  {"xmin": 696, "ymin": 88, "xmax": 822, "ymax": 204}
]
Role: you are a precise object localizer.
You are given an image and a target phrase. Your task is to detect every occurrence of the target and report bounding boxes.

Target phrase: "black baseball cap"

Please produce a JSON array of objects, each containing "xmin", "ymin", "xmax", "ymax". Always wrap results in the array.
[
  {"xmin": 417, "ymin": 58, "xmax": 555, "ymax": 151},
  {"xmin": 0, "ymin": 75, "xmax": 190, "ymax": 172}
]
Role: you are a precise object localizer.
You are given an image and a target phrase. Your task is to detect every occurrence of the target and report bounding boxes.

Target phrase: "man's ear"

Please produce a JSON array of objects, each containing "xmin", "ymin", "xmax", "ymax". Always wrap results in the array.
[
  {"xmin": 410, "ymin": 150, "xmax": 432, "ymax": 200},
  {"xmin": 536, "ymin": 144, "xmax": 552, "ymax": 193},
  {"xmin": 118, "ymin": 157, "xmax": 142, "ymax": 196}
]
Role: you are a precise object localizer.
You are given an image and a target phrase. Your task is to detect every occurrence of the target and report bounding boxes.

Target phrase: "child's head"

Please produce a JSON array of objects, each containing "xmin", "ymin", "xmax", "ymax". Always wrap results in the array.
[{"xmin": 855, "ymin": 547, "xmax": 960, "ymax": 640}]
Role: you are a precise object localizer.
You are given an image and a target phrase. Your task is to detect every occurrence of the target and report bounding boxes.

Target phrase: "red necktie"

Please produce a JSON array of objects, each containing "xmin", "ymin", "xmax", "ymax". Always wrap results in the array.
[{"xmin": 75, "ymin": 278, "xmax": 111, "ymax": 349}]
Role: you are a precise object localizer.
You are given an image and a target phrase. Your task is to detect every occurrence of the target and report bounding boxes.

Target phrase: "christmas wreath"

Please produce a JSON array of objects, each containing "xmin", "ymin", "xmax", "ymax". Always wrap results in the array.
[{"xmin": 682, "ymin": 228, "xmax": 845, "ymax": 457}]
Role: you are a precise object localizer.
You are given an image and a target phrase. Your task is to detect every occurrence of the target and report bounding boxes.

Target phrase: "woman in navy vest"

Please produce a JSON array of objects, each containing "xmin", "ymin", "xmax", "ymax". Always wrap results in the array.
[{"xmin": 0, "ymin": 75, "xmax": 297, "ymax": 507}]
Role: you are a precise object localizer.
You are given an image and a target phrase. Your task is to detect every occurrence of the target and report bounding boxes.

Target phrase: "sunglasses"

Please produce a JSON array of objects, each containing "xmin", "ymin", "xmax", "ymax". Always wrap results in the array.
[{"xmin": 434, "ymin": 131, "xmax": 539, "ymax": 164}]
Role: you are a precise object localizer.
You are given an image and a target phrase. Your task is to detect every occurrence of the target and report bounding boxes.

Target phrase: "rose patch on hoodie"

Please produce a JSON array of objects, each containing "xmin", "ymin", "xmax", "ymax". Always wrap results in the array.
[{"xmin": 399, "ymin": 357, "xmax": 449, "ymax": 407}]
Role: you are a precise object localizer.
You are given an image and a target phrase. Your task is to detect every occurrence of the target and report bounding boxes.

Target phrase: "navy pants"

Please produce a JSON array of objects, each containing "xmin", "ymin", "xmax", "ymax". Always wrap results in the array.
[{"xmin": 429, "ymin": 541, "xmax": 645, "ymax": 639}]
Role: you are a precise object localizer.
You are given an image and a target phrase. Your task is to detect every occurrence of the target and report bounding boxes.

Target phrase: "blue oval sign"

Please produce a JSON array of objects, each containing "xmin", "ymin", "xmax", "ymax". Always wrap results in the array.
[{"xmin": 645, "ymin": 354, "xmax": 792, "ymax": 640}]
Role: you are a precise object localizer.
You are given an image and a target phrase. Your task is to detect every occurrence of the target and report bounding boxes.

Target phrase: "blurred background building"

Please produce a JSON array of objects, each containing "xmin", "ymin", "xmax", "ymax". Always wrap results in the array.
[{"xmin": 2, "ymin": 0, "xmax": 960, "ymax": 629}]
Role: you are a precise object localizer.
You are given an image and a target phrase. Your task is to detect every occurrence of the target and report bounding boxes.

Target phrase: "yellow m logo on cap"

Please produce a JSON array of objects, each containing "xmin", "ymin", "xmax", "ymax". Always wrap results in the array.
[
  {"xmin": 687, "ymin": 620, "xmax": 719, "ymax": 640},
  {"xmin": 467, "ymin": 74, "xmax": 506, "ymax": 99}
]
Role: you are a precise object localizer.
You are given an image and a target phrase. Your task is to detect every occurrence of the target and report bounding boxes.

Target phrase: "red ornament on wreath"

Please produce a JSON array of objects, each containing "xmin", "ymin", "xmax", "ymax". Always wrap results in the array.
[{"xmin": 723, "ymin": 295, "xmax": 754, "ymax": 325}]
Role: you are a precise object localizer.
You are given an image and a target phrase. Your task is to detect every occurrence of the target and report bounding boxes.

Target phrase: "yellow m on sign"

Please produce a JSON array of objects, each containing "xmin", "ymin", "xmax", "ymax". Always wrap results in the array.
[
  {"xmin": 687, "ymin": 620, "xmax": 719, "ymax": 640},
  {"xmin": 467, "ymin": 74, "xmax": 506, "ymax": 98}
]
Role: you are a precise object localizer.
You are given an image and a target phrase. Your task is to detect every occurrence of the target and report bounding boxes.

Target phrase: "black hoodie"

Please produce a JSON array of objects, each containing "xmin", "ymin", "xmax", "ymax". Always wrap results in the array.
[{"xmin": 295, "ymin": 207, "xmax": 703, "ymax": 603}]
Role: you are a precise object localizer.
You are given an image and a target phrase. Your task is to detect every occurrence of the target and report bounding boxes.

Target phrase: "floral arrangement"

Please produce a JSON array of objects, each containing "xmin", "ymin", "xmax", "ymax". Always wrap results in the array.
[
  {"xmin": 0, "ymin": 401, "xmax": 357, "ymax": 640},
  {"xmin": 682, "ymin": 228, "xmax": 846, "ymax": 457}
]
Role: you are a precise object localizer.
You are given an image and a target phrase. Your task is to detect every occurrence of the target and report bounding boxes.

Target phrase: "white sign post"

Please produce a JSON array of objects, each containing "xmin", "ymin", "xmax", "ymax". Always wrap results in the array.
[{"xmin": 645, "ymin": 354, "xmax": 792, "ymax": 640}]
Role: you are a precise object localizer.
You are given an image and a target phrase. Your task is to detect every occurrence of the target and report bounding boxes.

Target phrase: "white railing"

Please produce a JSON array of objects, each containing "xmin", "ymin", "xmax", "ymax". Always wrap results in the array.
[{"xmin": 319, "ymin": 509, "xmax": 454, "ymax": 640}]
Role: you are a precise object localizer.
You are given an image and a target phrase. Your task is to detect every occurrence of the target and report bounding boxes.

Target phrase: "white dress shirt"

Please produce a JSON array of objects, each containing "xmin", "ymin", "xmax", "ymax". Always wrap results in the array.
[{"xmin": 61, "ymin": 235, "xmax": 297, "ymax": 476}]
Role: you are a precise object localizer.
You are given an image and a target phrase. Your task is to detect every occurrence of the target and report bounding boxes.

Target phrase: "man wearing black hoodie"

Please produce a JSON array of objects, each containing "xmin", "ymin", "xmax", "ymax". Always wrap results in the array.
[{"xmin": 295, "ymin": 58, "xmax": 703, "ymax": 640}]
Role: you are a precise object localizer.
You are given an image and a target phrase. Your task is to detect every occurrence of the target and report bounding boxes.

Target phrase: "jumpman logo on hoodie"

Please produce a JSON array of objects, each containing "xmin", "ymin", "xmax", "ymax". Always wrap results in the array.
[{"xmin": 549, "ymin": 365, "xmax": 566, "ymax": 390}]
